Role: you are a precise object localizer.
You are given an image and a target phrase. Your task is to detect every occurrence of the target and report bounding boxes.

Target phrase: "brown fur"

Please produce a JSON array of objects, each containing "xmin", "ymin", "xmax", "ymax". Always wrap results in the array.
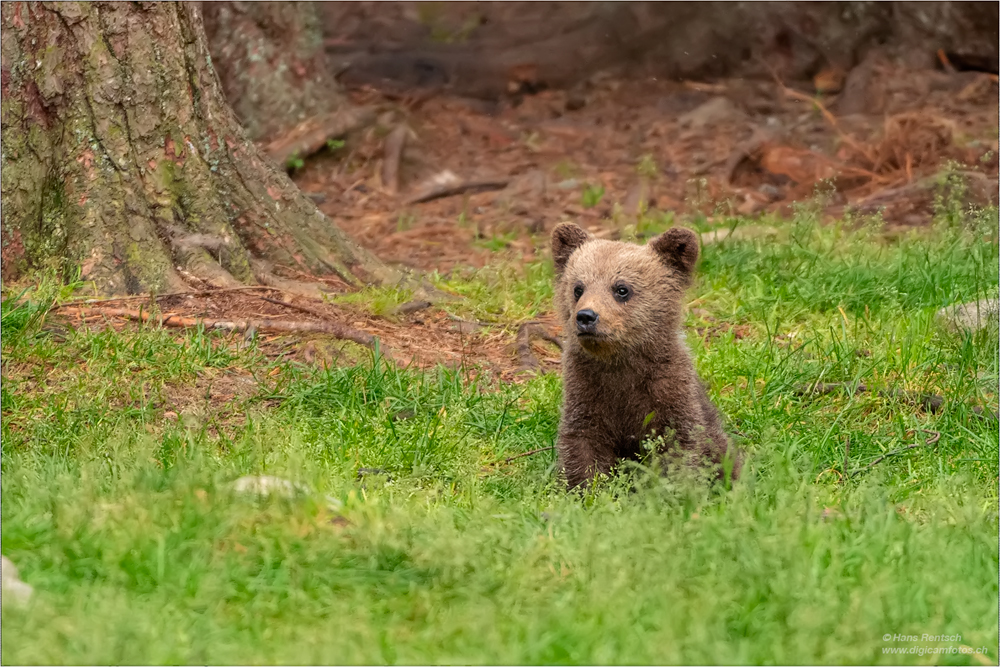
[{"xmin": 551, "ymin": 222, "xmax": 741, "ymax": 489}]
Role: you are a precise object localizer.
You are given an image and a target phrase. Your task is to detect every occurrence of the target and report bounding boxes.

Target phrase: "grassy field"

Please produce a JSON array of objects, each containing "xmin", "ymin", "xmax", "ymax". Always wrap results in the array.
[{"xmin": 2, "ymin": 206, "xmax": 998, "ymax": 665}]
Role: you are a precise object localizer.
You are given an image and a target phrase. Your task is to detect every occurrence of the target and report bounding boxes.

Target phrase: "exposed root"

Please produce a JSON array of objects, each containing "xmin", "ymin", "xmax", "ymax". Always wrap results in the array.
[
  {"xmin": 250, "ymin": 261, "xmax": 337, "ymax": 301},
  {"xmin": 60, "ymin": 306, "xmax": 387, "ymax": 355},
  {"xmin": 183, "ymin": 250, "xmax": 244, "ymax": 288},
  {"xmin": 382, "ymin": 124, "xmax": 410, "ymax": 194},
  {"xmin": 262, "ymin": 106, "xmax": 375, "ymax": 167},
  {"xmin": 514, "ymin": 321, "xmax": 563, "ymax": 370},
  {"xmin": 52, "ymin": 286, "xmax": 283, "ymax": 310},
  {"xmin": 258, "ymin": 296, "xmax": 376, "ymax": 348}
]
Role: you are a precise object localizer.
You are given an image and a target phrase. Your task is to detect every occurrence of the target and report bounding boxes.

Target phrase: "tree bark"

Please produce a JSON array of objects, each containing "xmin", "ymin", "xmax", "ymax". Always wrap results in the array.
[
  {"xmin": 203, "ymin": 1, "xmax": 341, "ymax": 143},
  {"xmin": 1, "ymin": 1, "xmax": 396, "ymax": 295},
  {"xmin": 203, "ymin": 1, "xmax": 374, "ymax": 167}
]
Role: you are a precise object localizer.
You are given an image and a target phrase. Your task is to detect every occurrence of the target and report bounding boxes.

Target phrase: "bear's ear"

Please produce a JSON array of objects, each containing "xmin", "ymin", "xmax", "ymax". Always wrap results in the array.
[
  {"xmin": 551, "ymin": 222, "xmax": 590, "ymax": 275},
  {"xmin": 649, "ymin": 227, "xmax": 699, "ymax": 280}
]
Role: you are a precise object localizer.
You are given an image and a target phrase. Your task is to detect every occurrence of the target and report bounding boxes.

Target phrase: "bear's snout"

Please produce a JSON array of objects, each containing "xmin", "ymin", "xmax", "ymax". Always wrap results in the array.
[{"xmin": 576, "ymin": 309, "xmax": 599, "ymax": 334}]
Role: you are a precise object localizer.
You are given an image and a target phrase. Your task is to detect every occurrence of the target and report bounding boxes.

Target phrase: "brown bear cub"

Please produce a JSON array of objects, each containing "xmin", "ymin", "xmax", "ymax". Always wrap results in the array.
[{"xmin": 551, "ymin": 222, "xmax": 741, "ymax": 489}]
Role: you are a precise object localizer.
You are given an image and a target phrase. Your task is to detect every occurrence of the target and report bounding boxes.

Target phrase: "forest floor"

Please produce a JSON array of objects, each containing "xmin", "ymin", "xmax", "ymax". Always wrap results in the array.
[
  {"xmin": 27, "ymin": 63, "xmax": 1000, "ymax": 381},
  {"xmin": 2, "ymin": 64, "xmax": 999, "ymax": 664}
]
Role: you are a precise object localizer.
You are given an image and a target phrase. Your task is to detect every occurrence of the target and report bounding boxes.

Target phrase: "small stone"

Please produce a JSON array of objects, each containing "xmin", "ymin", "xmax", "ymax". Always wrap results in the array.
[
  {"xmin": 565, "ymin": 93, "xmax": 586, "ymax": 111},
  {"xmin": 2, "ymin": 555, "xmax": 33, "ymax": 606},
  {"xmin": 232, "ymin": 475, "xmax": 307, "ymax": 499},
  {"xmin": 757, "ymin": 183, "xmax": 782, "ymax": 201},
  {"xmin": 232, "ymin": 476, "xmax": 343, "ymax": 513},
  {"xmin": 936, "ymin": 298, "xmax": 999, "ymax": 333},
  {"xmin": 820, "ymin": 507, "xmax": 844, "ymax": 522},
  {"xmin": 392, "ymin": 300, "xmax": 432, "ymax": 316},
  {"xmin": 678, "ymin": 97, "xmax": 746, "ymax": 130},
  {"xmin": 700, "ymin": 225, "xmax": 779, "ymax": 245}
]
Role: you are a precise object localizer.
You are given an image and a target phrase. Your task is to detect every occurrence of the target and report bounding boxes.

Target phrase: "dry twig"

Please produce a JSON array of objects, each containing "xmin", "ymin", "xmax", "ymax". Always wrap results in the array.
[
  {"xmin": 485, "ymin": 446, "xmax": 556, "ymax": 468},
  {"xmin": 849, "ymin": 430, "xmax": 941, "ymax": 478}
]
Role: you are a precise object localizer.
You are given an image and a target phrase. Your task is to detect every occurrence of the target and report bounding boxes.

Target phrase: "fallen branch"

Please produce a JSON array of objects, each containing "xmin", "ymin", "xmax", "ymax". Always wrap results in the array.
[
  {"xmin": 405, "ymin": 176, "xmax": 509, "ymax": 205},
  {"xmin": 60, "ymin": 306, "xmax": 380, "ymax": 350}
]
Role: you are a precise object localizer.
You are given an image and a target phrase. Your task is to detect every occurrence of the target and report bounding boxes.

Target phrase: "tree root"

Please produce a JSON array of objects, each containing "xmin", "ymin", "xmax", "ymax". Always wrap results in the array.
[
  {"xmin": 51, "ymin": 286, "xmax": 284, "ymax": 310},
  {"xmin": 258, "ymin": 296, "xmax": 376, "ymax": 349},
  {"xmin": 60, "ymin": 306, "xmax": 383, "ymax": 352},
  {"xmin": 262, "ymin": 106, "xmax": 376, "ymax": 168},
  {"xmin": 514, "ymin": 322, "xmax": 563, "ymax": 370},
  {"xmin": 381, "ymin": 124, "xmax": 410, "ymax": 194},
  {"xmin": 251, "ymin": 259, "xmax": 341, "ymax": 300}
]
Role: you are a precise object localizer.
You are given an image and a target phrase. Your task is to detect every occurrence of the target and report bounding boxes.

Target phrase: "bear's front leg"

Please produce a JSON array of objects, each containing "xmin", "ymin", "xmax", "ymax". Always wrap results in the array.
[{"xmin": 556, "ymin": 428, "xmax": 616, "ymax": 489}]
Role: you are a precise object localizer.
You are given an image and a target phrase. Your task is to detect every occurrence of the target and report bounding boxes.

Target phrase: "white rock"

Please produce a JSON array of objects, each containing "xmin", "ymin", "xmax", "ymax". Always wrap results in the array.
[
  {"xmin": 701, "ymin": 225, "xmax": 779, "ymax": 245},
  {"xmin": 232, "ymin": 475, "xmax": 308, "ymax": 498},
  {"xmin": 937, "ymin": 298, "xmax": 999, "ymax": 333},
  {"xmin": 232, "ymin": 475, "xmax": 344, "ymax": 512},
  {"xmin": 2, "ymin": 555, "xmax": 33, "ymax": 606}
]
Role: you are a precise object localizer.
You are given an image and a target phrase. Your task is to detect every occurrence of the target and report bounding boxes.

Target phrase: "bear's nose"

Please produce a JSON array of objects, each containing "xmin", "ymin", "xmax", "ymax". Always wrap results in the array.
[{"xmin": 576, "ymin": 309, "xmax": 599, "ymax": 334}]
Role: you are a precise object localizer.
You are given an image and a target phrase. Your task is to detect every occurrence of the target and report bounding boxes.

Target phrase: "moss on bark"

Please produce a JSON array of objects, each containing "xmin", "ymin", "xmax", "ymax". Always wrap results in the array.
[
  {"xmin": 1, "ymin": 1, "xmax": 391, "ymax": 295},
  {"xmin": 203, "ymin": 2, "xmax": 344, "ymax": 144}
]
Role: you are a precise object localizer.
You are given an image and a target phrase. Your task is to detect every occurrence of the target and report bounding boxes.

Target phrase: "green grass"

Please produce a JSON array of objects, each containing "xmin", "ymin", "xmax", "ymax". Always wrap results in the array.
[{"xmin": 2, "ymin": 209, "xmax": 998, "ymax": 665}]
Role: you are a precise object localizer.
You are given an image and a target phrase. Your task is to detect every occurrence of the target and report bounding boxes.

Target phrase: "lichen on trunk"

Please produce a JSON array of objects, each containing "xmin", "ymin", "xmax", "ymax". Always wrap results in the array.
[
  {"xmin": 203, "ymin": 1, "xmax": 344, "ymax": 144},
  {"xmin": 1, "ymin": 1, "xmax": 393, "ymax": 295}
]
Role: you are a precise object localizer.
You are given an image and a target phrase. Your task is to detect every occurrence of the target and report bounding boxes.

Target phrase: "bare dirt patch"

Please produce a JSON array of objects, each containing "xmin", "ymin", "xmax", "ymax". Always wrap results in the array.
[
  {"xmin": 295, "ymin": 64, "xmax": 996, "ymax": 273},
  {"xmin": 51, "ymin": 290, "xmax": 564, "ymax": 383},
  {"xmin": 43, "ymin": 64, "xmax": 999, "ymax": 382}
]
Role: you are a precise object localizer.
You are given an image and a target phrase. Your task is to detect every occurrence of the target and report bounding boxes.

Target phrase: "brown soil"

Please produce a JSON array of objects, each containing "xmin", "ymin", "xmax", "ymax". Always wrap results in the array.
[
  {"xmin": 49, "ymin": 63, "xmax": 999, "ymax": 384},
  {"xmin": 52, "ymin": 289, "xmax": 563, "ymax": 384},
  {"xmin": 298, "ymin": 65, "xmax": 997, "ymax": 273}
]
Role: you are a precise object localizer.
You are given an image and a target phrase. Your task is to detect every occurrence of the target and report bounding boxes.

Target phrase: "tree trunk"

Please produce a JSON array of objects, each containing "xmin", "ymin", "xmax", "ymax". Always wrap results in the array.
[
  {"xmin": 1, "ymin": 1, "xmax": 396, "ymax": 295},
  {"xmin": 203, "ymin": 1, "xmax": 374, "ymax": 167}
]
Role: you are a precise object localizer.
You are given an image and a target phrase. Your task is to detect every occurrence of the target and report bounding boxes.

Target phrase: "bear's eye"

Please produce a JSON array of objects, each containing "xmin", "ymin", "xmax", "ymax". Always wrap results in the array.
[
  {"xmin": 573, "ymin": 284, "xmax": 585, "ymax": 300},
  {"xmin": 613, "ymin": 283, "xmax": 632, "ymax": 302}
]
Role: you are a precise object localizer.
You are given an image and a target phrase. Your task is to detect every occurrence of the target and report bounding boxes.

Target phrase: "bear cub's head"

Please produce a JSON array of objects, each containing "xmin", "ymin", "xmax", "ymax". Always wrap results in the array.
[{"xmin": 551, "ymin": 222, "xmax": 699, "ymax": 359}]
